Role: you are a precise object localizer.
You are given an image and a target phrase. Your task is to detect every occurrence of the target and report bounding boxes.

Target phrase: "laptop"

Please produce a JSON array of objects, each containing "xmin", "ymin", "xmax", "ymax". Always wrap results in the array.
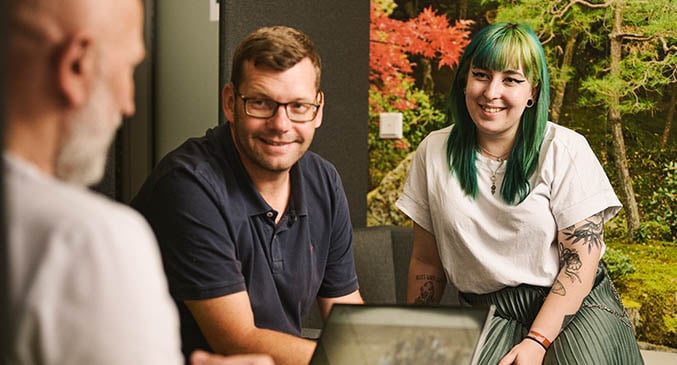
[{"xmin": 309, "ymin": 304, "xmax": 495, "ymax": 365}]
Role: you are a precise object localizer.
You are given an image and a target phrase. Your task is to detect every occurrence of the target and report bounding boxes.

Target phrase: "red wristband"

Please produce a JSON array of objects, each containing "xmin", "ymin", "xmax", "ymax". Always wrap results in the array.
[{"xmin": 526, "ymin": 330, "xmax": 551, "ymax": 350}]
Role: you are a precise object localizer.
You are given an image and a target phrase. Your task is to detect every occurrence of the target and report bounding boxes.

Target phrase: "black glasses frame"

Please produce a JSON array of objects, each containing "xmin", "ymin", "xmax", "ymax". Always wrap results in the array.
[{"xmin": 236, "ymin": 91, "xmax": 321, "ymax": 123}]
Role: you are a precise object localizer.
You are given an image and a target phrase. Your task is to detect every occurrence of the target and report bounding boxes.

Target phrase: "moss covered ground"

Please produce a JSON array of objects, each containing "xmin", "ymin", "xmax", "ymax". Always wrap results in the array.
[{"xmin": 608, "ymin": 239, "xmax": 677, "ymax": 349}]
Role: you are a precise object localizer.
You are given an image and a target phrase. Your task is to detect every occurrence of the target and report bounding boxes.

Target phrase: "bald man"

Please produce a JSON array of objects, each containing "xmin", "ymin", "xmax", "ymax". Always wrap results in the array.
[{"xmin": 5, "ymin": 1, "xmax": 272, "ymax": 364}]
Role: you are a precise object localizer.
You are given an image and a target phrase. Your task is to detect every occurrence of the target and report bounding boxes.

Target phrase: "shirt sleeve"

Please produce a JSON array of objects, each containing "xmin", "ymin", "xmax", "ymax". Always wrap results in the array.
[
  {"xmin": 396, "ymin": 135, "xmax": 434, "ymax": 233},
  {"xmin": 547, "ymin": 129, "xmax": 622, "ymax": 229},
  {"xmin": 317, "ymin": 167, "xmax": 359, "ymax": 298},
  {"xmin": 141, "ymin": 168, "xmax": 246, "ymax": 300}
]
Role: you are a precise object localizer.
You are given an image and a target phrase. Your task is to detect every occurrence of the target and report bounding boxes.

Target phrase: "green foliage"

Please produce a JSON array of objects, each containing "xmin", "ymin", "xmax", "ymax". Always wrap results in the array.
[
  {"xmin": 583, "ymin": 116, "xmax": 676, "ymax": 243},
  {"xmin": 578, "ymin": 0, "xmax": 677, "ymax": 116},
  {"xmin": 368, "ymin": 83, "xmax": 446, "ymax": 189},
  {"xmin": 634, "ymin": 221, "xmax": 674, "ymax": 243},
  {"xmin": 603, "ymin": 247, "xmax": 636, "ymax": 281},
  {"xmin": 645, "ymin": 162, "xmax": 677, "ymax": 240}
]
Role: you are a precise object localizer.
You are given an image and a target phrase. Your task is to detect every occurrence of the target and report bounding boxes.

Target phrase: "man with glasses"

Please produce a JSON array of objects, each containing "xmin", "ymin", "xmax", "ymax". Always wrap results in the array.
[{"xmin": 132, "ymin": 26, "xmax": 363, "ymax": 365}]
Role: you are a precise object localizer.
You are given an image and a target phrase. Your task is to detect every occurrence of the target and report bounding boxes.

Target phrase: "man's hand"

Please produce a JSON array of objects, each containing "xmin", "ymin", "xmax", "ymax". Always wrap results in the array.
[{"xmin": 190, "ymin": 350, "xmax": 274, "ymax": 365}]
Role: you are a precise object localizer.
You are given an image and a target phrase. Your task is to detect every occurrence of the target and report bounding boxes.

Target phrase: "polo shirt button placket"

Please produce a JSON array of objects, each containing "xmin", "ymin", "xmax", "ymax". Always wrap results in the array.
[{"xmin": 271, "ymin": 231, "xmax": 283, "ymax": 273}]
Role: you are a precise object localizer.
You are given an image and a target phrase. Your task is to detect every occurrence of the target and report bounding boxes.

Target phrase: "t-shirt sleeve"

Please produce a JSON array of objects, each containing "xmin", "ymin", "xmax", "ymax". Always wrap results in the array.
[
  {"xmin": 548, "ymin": 131, "xmax": 622, "ymax": 229},
  {"xmin": 13, "ymin": 210, "xmax": 184, "ymax": 365},
  {"xmin": 317, "ymin": 169, "xmax": 359, "ymax": 298},
  {"xmin": 396, "ymin": 136, "xmax": 434, "ymax": 233},
  {"xmin": 141, "ymin": 169, "xmax": 246, "ymax": 300}
]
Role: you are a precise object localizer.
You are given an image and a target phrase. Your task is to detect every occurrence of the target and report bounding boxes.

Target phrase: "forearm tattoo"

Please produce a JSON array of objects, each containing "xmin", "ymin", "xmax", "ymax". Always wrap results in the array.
[
  {"xmin": 551, "ymin": 279, "xmax": 566, "ymax": 296},
  {"xmin": 562, "ymin": 212, "xmax": 604, "ymax": 254},
  {"xmin": 413, "ymin": 275, "xmax": 444, "ymax": 304},
  {"xmin": 559, "ymin": 242, "xmax": 582, "ymax": 284},
  {"xmin": 552, "ymin": 242, "xmax": 583, "ymax": 298}
]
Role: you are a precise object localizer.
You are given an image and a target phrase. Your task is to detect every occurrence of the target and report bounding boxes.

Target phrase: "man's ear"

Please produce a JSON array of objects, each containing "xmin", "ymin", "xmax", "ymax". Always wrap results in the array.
[
  {"xmin": 222, "ymin": 83, "xmax": 236, "ymax": 122},
  {"xmin": 58, "ymin": 34, "xmax": 96, "ymax": 107},
  {"xmin": 313, "ymin": 91, "xmax": 324, "ymax": 128}
]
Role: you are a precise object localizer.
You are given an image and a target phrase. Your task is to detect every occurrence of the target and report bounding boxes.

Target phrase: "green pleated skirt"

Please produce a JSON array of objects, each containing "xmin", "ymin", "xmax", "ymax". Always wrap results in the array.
[{"xmin": 460, "ymin": 264, "xmax": 644, "ymax": 364}]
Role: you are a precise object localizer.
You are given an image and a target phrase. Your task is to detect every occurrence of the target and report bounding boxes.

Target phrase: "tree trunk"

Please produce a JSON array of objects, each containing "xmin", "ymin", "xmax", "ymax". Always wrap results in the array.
[
  {"xmin": 459, "ymin": 0, "xmax": 468, "ymax": 19},
  {"xmin": 550, "ymin": 30, "xmax": 578, "ymax": 125},
  {"xmin": 420, "ymin": 58, "xmax": 434, "ymax": 94},
  {"xmin": 401, "ymin": 0, "xmax": 417, "ymax": 18},
  {"xmin": 609, "ymin": 2, "xmax": 640, "ymax": 239},
  {"xmin": 660, "ymin": 83, "xmax": 676, "ymax": 148}
]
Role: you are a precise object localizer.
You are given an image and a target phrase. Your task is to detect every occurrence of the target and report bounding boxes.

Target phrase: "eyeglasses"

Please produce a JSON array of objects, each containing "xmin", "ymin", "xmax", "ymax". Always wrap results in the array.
[{"xmin": 236, "ymin": 91, "xmax": 321, "ymax": 123}]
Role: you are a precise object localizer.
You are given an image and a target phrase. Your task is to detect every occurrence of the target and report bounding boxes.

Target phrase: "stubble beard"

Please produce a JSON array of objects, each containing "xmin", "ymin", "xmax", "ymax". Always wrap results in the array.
[{"xmin": 231, "ymin": 108, "xmax": 303, "ymax": 174}]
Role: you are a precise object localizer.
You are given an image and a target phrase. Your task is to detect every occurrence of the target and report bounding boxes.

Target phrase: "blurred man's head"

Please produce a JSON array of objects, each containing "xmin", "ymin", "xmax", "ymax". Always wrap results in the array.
[{"xmin": 7, "ymin": 0, "xmax": 145, "ymax": 185}]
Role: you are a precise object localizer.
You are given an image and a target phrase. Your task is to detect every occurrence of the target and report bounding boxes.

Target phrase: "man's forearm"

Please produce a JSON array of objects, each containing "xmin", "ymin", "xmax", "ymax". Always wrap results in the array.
[{"xmin": 218, "ymin": 327, "xmax": 316, "ymax": 365}]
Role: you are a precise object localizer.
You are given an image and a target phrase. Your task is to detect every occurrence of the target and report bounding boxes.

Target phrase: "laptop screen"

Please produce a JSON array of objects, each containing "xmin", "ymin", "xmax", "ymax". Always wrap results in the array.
[{"xmin": 310, "ymin": 304, "xmax": 495, "ymax": 365}]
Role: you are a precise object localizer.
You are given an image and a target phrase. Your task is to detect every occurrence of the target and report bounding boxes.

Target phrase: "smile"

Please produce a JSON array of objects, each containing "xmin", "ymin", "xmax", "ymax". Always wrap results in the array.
[
  {"xmin": 261, "ymin": 138, "xmax": 293, "ymax": 146},
  {"xmin": 481, "ymin": 105, "xmax": 505, "ymax": 113}
]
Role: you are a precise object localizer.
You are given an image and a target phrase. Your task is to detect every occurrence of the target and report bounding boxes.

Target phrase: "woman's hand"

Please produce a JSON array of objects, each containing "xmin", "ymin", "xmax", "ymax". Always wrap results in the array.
[{"xmin": 497, "ymin": 338, "xmax": 546, "ymax": 365}]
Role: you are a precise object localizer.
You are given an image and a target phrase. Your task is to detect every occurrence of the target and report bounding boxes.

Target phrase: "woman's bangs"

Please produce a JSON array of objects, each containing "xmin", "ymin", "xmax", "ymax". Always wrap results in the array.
[{"xmin": 471, "ymin": 37, "xmax": 522, "ymax": 72}]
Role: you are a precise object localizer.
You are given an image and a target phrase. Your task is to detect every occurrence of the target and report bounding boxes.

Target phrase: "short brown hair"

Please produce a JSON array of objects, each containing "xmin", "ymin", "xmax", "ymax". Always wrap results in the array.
[{"xmin": 230, "ymin": 26, "xmax": 321, "ymax": 91}]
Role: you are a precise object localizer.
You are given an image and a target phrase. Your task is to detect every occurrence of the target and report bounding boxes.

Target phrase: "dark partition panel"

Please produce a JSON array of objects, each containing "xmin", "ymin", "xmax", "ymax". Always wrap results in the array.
[
  {"xmin": 1, "ymin": 0, "xmax": 9, "ymax": 360},
  {"xmin": 219, "ymin": 0, "xmax": 370, "ymax": 228}
]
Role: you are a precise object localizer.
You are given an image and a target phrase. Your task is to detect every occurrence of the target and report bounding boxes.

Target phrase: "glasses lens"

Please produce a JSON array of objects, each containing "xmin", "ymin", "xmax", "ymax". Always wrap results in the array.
[
  {"xmin": 245, "ymin": 99, "xmax": 276, "ymax": 118},
  {"xmin": 286, "ymin": 103, "xmax": 318, "ymax": 122}
]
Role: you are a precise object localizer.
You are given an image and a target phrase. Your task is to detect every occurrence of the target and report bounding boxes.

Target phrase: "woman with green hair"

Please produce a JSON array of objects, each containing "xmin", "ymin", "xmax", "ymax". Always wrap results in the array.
[{"xmin": 397, "ymin": 22, "xmax": 643, "ymax": 364}]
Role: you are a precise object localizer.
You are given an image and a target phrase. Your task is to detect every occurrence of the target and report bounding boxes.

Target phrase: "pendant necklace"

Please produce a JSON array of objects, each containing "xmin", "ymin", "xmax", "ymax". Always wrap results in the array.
[
  {"xmin": 480, "ymin": 146, "xmax": 507, "ymax": 195},
  {"xmin": 488, "ymin": 158, "xmax": 505, "ymax": 195}
]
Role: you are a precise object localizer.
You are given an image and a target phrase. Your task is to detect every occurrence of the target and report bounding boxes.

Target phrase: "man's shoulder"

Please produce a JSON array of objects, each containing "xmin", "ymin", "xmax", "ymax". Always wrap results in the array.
[
  {"xmin": 297, "ymin": 150, "xmax": 339, "ymax": 175},
  {"xmin": 8, "ymin": 169, "xmax": 151, "ymax": 245},
  {"xmin": 151, "ymin": 126, "xmax": 233, "ymax": 184}
]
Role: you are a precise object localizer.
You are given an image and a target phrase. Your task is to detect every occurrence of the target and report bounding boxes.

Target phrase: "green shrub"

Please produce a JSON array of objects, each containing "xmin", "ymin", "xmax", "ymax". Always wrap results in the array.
[
  {"xmin": 603, "ymin": 247, "xmax": 636, "ymax": 281},
  {"xmin": 633, "ymin": 221, "xmax": 673, "ymax": 243}
]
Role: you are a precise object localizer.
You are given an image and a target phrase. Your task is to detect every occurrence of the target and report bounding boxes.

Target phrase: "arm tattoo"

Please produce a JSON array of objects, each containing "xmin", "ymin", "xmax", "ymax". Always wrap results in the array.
[
  {"xmin": 559, "ymin": 242, "xmax": 582, "ymax": 284},
  {"xmin": 413, "ymin": 275, "xmax": 444, "ymax": 304},
  {"xmin": 552, "ymin": 243, "xmax": 583, "ymax": 297},
  {"xmin": 562, "ymin": 212, "xmax": 604, "ymax": 254},
  {"xmin": 414, "ymin": 281, "xmax": 436, "ymax": 304},
  {"xmin": 551, "ymin": 279, "xmax": 566, "ymax": 296}
]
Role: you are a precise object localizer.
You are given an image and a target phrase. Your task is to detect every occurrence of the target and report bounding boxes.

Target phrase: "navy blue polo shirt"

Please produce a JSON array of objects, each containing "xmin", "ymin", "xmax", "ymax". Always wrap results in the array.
[{"xmin": 131, "ymin": 123, "xmax": 359, "ymax": 360}]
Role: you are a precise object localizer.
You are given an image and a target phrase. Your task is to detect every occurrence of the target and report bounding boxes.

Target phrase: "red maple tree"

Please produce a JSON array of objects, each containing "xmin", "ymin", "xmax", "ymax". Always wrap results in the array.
[{"xmin": 370, "ymin": 2, "xmax": 473, "ymax": 112}]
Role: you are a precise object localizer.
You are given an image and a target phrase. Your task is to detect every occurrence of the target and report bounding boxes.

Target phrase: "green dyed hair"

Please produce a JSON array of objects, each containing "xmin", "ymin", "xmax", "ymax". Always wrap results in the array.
[{"xmin": 445, "ymin": 23, "xmax": 550, "ymax": 204}]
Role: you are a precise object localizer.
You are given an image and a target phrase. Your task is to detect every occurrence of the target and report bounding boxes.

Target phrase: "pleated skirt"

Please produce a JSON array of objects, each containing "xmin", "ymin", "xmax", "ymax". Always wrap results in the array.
[{"xmin": 460, "ymin": 264, "xmax": 644, "ymax": 364}]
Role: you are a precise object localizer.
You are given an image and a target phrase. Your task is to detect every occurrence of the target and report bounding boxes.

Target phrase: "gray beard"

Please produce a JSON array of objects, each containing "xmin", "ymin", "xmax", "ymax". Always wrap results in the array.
[{"xmin": 55, "ymin": 84, "xmax": 120, "ymax": 186}]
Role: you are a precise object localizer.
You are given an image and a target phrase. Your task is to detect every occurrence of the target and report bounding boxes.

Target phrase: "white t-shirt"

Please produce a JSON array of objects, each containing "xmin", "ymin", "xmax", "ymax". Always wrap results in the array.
[
  {"xmin": 5, "ymin": 154, "xmax": 183, "ymax": 364},
  {"xmin": 396, "ymin": 122, "xmax": 621, "ymax": 294}
]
